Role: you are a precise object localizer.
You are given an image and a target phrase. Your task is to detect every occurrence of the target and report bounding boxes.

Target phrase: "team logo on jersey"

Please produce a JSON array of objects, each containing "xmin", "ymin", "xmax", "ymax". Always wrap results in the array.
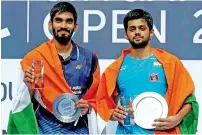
[
  {"xmin": 150, "ymin": 73, "xmax": 159, "ymax": 82},
  {"xmin": 120, "ymin": 65, "xmax": 127, "ymax": 71},
  {"xmin": 76, "ymin": 64, "xmax": 82, "ymax": 69}
]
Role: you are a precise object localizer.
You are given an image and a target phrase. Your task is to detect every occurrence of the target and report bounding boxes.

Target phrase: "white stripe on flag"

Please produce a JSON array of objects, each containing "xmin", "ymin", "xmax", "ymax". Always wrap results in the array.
[
  {"xmin": 12, "ymin": 67, "xmax": 31, "ymax": 113},
  {"xmin": 97, "ymin": 113, "xmax": 107, "ymax": 134}
]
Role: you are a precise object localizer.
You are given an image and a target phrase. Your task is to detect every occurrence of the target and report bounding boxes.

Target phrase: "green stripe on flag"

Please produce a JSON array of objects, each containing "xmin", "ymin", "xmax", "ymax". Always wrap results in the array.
[
  {"xmin": 179, "ymin": 94, "xmax": 199, "ymax": 134},
  {"xmin": 7, "ymin": 102, "xmax": 39, "ymax": 134}
]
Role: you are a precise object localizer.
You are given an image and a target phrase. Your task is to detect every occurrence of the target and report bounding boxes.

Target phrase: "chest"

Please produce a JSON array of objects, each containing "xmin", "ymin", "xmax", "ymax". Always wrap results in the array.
[
  {"xmin": 117, "ymin": 56, "xmax": 167, "ymax": 96},
  {"xmin": 62, "ymin": 57, "xmax": 91, "ymax": 95}
]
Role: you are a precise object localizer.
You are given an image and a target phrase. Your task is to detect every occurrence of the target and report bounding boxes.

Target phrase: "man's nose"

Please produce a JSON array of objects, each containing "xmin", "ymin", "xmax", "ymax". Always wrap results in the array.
[
  {"xmin": 61, "ymin": 21, "xmax": 67, "ymax": 28},
  {"xmin": 134, "ymin": 29, "xmax": 141, "ymax": 35}
]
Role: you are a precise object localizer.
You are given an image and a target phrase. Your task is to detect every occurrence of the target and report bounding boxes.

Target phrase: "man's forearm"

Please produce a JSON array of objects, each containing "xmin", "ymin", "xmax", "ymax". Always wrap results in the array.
[{"xmin": 176, "ymin": 103, "xmax": 192, "ymax": 120}]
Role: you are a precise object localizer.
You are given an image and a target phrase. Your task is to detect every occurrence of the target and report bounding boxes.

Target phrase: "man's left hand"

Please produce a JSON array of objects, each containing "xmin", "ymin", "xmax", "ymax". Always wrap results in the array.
[
  {"xmin": 74, "ymin": 99, "xmax": 90, "ymax": 115},
  {"xmin": 152, "ymin": 115, "xmax": 182, "ymax": 130}
]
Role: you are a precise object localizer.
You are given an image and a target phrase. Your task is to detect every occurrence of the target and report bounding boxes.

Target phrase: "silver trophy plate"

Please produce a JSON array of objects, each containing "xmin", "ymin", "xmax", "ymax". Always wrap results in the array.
[{"xmin": 52, "ymin": 93, "xmax": 81, "ymax": 123}]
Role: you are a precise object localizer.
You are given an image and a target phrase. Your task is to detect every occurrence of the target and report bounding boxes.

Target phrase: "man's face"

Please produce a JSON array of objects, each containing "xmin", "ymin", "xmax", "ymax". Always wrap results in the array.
[
  {"xmin": 125, "ymin": 19, "xmax": 154, "ymax": 49},
  {"xmin": 49, "ymin": 12, "xmax": 78, "ymax": 45}
]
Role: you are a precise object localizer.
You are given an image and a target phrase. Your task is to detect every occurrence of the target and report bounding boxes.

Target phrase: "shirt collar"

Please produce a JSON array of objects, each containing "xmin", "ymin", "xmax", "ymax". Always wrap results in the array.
[
  {"xmin": 58, "ymin": 40, "xmax": 79, "ymax": 61},
  {"xmin": 69, "ymin": 40, "xmax": 78, "ymax": 60}
]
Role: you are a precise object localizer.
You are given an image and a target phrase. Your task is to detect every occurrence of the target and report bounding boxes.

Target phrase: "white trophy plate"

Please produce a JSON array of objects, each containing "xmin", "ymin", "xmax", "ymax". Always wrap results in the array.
[
  {"xmin": 52, "ymin": 93, "xmax": 81, "ymax": 123},
  {"xmin": 132, "ymin": 92, "xmax": 168, "ymax": 129}
]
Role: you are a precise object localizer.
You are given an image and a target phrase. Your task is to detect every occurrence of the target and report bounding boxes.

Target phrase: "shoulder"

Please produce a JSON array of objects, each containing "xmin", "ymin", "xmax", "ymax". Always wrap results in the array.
[
  {"xmin": 153, "ymin": 48, "xmax": 181, "ymax": 64},
  {"xmin": 78, "ymin": 45, "xmax": 98, "ymax": 60},
  {"xmin": 153, "ymin": 48, "xmax": 186, "ymax": 73},
  {"xmin": 77, "ymin": 45, "xmax": 99, "ymax": 74}
]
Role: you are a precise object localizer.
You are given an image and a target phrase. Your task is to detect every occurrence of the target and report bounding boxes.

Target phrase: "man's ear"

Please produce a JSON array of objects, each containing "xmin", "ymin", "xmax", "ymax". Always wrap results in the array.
[
  {"xmin": 73, "ymin": 24, "xmax": 79, "ymax": 32},
  {"xmin": 124, "ymin": 32, "xmax": 129, "ymax": 40},
  {"xmin": 48, "ymin": 21, "xmax": 52, "ymax": 30},
  {"xmin": 150, "ymin": 29, "xmax": 154, "ymax": 38}
]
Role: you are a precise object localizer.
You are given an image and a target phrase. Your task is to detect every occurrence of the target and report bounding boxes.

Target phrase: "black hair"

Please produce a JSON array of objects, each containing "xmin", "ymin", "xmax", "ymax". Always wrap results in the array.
[{"xmin": 123, "ymin": 9, "xmax": 153, "ymax": 31}]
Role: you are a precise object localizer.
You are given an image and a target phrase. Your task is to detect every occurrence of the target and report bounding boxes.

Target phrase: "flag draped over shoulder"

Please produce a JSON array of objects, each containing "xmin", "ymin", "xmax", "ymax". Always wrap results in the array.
[
  {"xmin": 7, "ymin": 39, "xmax": 100, "ymax": 134},
  {"xmin": 96, "ymin": 48, "xmax": 198, "ymax": 134}
]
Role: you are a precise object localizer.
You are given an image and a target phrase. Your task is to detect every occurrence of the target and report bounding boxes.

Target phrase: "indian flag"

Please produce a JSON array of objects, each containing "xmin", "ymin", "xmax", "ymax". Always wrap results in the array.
[
  {"xmin": 96, "ymin": 68, "xmax": 118, "ymax": 134},
  {"xmin": 7, "ymin": 67, "xmax": 39, "ymax": 134}
]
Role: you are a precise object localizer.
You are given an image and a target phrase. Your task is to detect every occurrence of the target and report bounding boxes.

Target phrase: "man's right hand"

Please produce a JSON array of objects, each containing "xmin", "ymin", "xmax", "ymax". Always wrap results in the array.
[
  {"xmin": 23, "ymin": 67, "xmax": 34, "ymax": 92},
  {"xmin": 110, "ymin": 105, "xmax": 128, "ymax": 124}
]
